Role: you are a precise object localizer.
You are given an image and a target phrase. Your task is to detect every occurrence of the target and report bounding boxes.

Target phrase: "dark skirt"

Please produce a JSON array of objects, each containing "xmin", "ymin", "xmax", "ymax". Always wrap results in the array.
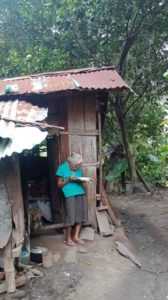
[{"xmin": 64, "ymin": 195, "xmax": 88, "ymax": 226}]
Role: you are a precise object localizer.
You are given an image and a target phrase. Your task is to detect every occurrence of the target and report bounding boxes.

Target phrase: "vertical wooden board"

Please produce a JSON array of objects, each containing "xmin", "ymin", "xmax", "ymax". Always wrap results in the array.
[
  {"xmin": 47, "ymin": 96, "xmax": 69, "ymax": 220},
  {"xmin": 68, "ymin": 135, "xmax": 97, "ymax": 163},
  {"xmin": 47, "ymin": 95, "xmax": 68, "ymax": 128},
  {"xmin": 57, "ymin": 96, "xmax": 69, "ymax": 129},
  {"xmin": 84, "ymin": 95, "xmax": 97, "ymax": 163},
  {"xmin": 46, "ymin": 95, "xmax": 69, "ymax": 163},
  {"xmin": 68, "ymin": 93, "xmax": 97, "ymax": 162},
  {"xmin": 4, "ymin": 239, "xmax": 15, "ymax": 293},
  {"xmin": 3, "ymin": 156, "xmax": 25, "ymax": 246},
  {"xmin": 67, "ymin": 93, "xmax": 98, "ymax": 228},
  {"xmin": 84, "ymin": 94, "xmax": 97, "ymax": 131},
  {"xmin": 7, "ymin": 155, "xmax": 25, "ymax": 245},
  {"xmin": 84, "ymin": 166, "xmax": 97, "ymax": 228},
  {"xmin": 47, "ymin": 136, "xmax": 63, "ymax": 223},
  {"xmin": 57, "ymin": 97, "xmax": 69, "ymax": 163},
  {"xmin": 80, "ymin": 136, "xmax": 97, "ymax": 163},
  {"xmin": 68, "ymin": 93, "xmax": 85, "ymax": 131},
  {"xmin": 68, "ymin": 135, "xmax": 83, "ymax": 156},
  {"xmin": 68, "ymin": 93, "xmax": 87, "ymax": 160},
  {"xmin": 83, "ymin": 136, "xmax": 97, "ymax": 162},
  {"xmin": 0, "ymin": 182, "xmax": 12, "ymax": 248}
]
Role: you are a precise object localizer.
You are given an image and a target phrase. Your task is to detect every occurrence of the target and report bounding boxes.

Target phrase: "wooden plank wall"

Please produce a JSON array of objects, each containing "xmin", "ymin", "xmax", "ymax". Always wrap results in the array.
[
  {"xmin": 0, "ymin": 156, "xmax": 24, "ymax": 247},
  {"xmin": 36, "ymin": 92, "xmax": 98, "ymax": 227},
  {"xmin": 46, "ymin": 95, "xmax": 68, "ymax": 223},
  {"xmin": 67, "ymin": 92, "xmax": 97, "ymax": 228}
]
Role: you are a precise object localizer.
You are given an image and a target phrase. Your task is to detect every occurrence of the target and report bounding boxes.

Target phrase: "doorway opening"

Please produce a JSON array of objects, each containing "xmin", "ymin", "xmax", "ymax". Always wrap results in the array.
[{"xmin": 19, "ymin": 134, "xmax": 64, "ymax": 235}]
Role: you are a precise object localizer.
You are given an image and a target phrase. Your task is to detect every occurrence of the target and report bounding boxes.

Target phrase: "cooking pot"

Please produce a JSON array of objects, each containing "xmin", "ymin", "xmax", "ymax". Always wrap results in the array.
[{"xmin": 30, "ymin": 247, "xmax": 48, "ymax": 263}]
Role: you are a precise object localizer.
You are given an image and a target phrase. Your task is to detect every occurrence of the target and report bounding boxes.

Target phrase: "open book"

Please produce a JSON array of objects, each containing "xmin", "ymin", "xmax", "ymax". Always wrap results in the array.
[{"xmin": 77, "ymin": 177, "xmax": 94, "ymax": 182}]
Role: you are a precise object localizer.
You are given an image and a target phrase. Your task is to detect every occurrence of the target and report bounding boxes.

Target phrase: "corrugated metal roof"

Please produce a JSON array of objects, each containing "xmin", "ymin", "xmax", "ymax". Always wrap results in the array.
[
  {"xmin": 0, "ymin": 67, "xmax": 132, "ymax": 95},
  {"xmin": 71, "ymin": 69, "xmax": 130, "ymax": 90},
  {"xmin": 0, "ymin": 100, "xmax": 48, "ymax": 158}
]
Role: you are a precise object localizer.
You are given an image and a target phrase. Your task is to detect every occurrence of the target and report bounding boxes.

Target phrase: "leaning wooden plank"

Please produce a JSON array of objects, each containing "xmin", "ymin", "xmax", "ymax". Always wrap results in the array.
[
  {"xmin": 95, "ymin": 209, "xmax": 113, "ymax": 237},
  {"xmin": 103, "ymin": 189, "xmax": 119, "ymax": 218},
  {"xmin": 115, "ymin": 241, "xmax": 141, "ymax": 268},
  {"xmin": 79, "ymin": 226, "xmax": 95, "ymax": 241},
  {"xmin": 100, "ymin": 187, "xmax": 120, "ymax": 227},
  {"xmin": 102, "ymin": 196, "xmax": 120, "ymax": 227},
  {"xmin": 97, "ymin": 205, "xmax": 108, "ymax": 211},
  {"xmin": 0, "ymin": 275, "xmax": 27, "ymax": 294}
]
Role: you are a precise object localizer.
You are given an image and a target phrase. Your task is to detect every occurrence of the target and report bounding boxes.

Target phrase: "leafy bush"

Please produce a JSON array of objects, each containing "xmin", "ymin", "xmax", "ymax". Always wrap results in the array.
[{"xmin": 137, "ymin": 138, "xmax": 168, "ymax": 186}]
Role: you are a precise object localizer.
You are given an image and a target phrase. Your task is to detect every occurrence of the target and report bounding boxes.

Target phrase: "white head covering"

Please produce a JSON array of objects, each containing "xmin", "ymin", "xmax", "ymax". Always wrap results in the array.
[{"xmin": 68, "ymin": 152, "xmax": 83, "ymax": 164}]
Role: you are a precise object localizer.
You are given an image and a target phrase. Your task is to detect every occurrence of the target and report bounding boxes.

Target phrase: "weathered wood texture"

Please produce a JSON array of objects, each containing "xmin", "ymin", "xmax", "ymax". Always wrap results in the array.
[
  {"xmin": 95, "ymin": 209, "xmax": 113, "ymax": 237},
  {"xmin": 79, "ymin": 226, "xmax": 95, "ymax": 241},
  {"xmin": 68, "ymin": 93, "xmax": 97, "ymax": 163},
  {"xmin": 47, "ymin": 96, "xmax": 69, "ymax": 222},
  {"xmin": 67, "ymin": 93, "xmax": 97, "ymax": 228},
  {"xmin": 50, "ymin": 96, "xmax": 69, "ymax": 163},
  {"xmin": 115, "ymin": 241, "xmax": 141, "ymax": 268},
  {"xmin": 0, "ymin": 183, "xmax": 12, "ymax": 248},
  {"xmin": 32, "ymin": 92, "xmax": 99, "ymax": 228},
  {"xmin": 84, "ymin": 166, "xmax": 97, "ymax": 227},
  {"xmin": 100, "ymin": 184, "xmax": 120, "ymax": 227},
  {"xmin": 0, "ymin": 275, "xmax": 27, "ymax": 294},
  {"xmin": 0, "ymin": 156, "xmax": 24, "ymax": 247},
  {"xmin": 4, "ymin": 239, "xmax": 15, "ymax": 293},
  {"xmin": 47, "ymin": 136, "xmax": 63, "ymax": 223},
  {"xmin": 6, "ymin": 156, "xmax": 25, "ymax": 246}
]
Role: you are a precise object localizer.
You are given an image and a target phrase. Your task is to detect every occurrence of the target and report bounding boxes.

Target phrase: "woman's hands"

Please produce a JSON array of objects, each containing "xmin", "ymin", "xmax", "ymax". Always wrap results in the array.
[
  {"xmin": 69, "ymin": 175, "xmax": 79, "ymax": 181},
  {"xmin": 57, "ymin": 176, "xmax": 81, "ymax": 188}
]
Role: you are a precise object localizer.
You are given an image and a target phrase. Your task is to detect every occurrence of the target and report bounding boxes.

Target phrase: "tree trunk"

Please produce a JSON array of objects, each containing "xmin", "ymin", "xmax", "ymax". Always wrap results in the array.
[
  {"xmin": 127, "ymin": 150, "xmax": 139, "ymax": 193},
  {"xmin": 121, "ymin": 172, "xmax": 126, "ymax": 193},
  {"xmin": 115, "ymin": 95, "xmax": 139, "ymax": 192}
]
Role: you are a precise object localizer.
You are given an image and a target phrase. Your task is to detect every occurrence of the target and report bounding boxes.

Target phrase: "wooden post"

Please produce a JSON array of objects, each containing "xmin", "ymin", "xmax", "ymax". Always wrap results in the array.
[
  {"xmin": 0, "ymin": 275, "xmax": 27, "ymax": 294},
  {"xmin": 98, "ymin": 108, "xmax": 102, "ymax": 193},
  {"xmin": 4, "ymin": 239, "xmax": 16, "ymax": 293}
]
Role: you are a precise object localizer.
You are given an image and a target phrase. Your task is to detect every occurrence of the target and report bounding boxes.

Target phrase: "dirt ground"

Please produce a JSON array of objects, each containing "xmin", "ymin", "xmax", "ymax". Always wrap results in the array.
[{"xmin": 3, "ymin": 189, "xmax": 168, "ymax": 300}]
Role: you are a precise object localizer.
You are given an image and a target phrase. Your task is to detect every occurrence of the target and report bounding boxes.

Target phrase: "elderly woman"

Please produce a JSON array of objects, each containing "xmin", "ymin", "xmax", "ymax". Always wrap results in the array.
[{"xmin": 56, "ymin": 153, "xmax": 88, "ymax": 246}]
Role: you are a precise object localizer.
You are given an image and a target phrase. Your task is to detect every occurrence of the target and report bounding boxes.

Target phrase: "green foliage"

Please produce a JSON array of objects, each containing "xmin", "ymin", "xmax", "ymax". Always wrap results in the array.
[
  {"xmin": 137, "ymin": 137, "xmax": 168, "ymax": 186},
  {"xmin": 0, "ymin": 0, "xmax": 168, "ymax": 187},
  {"xmin": 106, "ymin": 158, "xmax": 128, "ymax": 181}
]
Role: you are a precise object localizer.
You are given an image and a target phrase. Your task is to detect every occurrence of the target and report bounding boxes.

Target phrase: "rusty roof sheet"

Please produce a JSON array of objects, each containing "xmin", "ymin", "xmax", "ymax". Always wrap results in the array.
[
  {"xmin": 71, "ymin": 69, "xmax": 130, "ymax": 90},
  {"xmin": 0, "ymin": 67, "xmax": 132, "ymax": 95}
]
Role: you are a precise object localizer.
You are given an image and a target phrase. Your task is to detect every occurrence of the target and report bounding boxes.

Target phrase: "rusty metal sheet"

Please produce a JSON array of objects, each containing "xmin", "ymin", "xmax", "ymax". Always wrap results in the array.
[
  {"xmin": 71, "ymin": 69, "xmax": 131, "ymax": 90},
  {"xmin": 0, "ymin": 67, "xmax": 132, "ymax": 95}
]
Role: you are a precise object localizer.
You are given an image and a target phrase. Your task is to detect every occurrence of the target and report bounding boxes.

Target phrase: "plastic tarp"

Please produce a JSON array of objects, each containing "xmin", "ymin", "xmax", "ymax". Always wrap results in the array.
[
  {"xmin": 0, "ymin": 127, "xmax": 48, "ymax": 158},
  {"xmin": 0, "ymin": 100, "xmax": 48, "ymax": 158}
]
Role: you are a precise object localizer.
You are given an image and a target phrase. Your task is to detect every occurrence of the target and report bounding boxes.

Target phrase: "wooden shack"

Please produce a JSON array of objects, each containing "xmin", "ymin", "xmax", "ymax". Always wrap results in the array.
[
  {"xmin": 0, "ymin": 66, "xmax": 132, "ymax": 294},
  {"xmin": 0, "ymin": 66, "xmax": 131, "ymax": 232}
]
